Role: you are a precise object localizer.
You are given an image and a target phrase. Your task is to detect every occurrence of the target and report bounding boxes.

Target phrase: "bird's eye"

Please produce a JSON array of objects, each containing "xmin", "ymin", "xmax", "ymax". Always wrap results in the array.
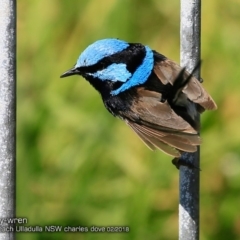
[{"xmin": 99, "ymin": 63, "xmax": 105, "ymax": 70}]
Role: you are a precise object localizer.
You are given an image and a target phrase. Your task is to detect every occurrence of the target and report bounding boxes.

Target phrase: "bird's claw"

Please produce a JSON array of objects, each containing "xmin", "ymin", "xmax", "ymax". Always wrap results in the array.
[{"xmin": 172, "ymin": 157, "xmax": 201, "ymax": 171}]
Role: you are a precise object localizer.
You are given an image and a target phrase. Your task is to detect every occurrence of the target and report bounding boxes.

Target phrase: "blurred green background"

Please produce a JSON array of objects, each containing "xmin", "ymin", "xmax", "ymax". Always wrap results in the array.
[{"xmin": 17, "ymin": 0, "xmax": 240, "ymax": 239}]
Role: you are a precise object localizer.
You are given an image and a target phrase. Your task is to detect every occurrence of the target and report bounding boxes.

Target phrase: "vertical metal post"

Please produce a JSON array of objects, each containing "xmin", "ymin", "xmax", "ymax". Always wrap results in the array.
[
  {"xmin": 179, "ymin": 0, "xmax": 201, "ymax": 240},
  {"xmin": 0, "ymin": 0, "xmax": 16, "ymax": 239}
]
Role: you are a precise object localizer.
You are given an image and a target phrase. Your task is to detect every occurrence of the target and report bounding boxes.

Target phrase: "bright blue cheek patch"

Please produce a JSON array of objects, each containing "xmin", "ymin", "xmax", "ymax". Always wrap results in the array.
[
  {"xmin": 75, "ymin": 39, "xmax": 129, "ymax": 67},
  {"xmin": 111, "ymin": 46, "xmax": 154, "ymax": 95},
  {"xmin": 89, "ymin": 63, "xmax": 131, "ymax": 82}
]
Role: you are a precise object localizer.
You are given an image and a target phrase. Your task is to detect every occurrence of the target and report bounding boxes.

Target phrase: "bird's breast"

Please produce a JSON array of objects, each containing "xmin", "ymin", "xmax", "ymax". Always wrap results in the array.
[{"xmin": 102, "ymin": 89, "xmax": 136, "ymax": 117}]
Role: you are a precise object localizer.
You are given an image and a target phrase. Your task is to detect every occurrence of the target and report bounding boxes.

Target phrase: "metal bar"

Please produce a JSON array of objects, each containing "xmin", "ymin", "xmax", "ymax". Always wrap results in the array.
[
  {"xmin": 0, "ymin": 0, "xmax": 16, "ymax": 239},
  {"xmin": 179, "ymin": 0, "xmax": 201, "ymax": 240}
]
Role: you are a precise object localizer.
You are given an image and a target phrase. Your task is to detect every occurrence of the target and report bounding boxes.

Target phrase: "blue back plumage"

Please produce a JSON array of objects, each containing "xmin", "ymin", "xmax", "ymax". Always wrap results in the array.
[
  {"xmin": 75, "ymin": 39, "xmax": 129, "ymax": 67},
  {"xmin": 111, "ymin": 46, "xmax": 154, "ymax": 95}
]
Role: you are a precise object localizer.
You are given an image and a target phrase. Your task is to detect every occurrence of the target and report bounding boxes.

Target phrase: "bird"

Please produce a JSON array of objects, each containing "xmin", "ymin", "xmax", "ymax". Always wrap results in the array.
[{"xmin": 60, "ymin": 38, "xmax": 217, "ymax": 162}]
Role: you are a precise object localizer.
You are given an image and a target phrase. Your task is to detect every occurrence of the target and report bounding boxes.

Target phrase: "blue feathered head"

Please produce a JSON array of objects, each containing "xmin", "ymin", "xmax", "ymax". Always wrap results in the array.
[{"xmin": 60, "ymin": 38, "xmax": 154, "ymax": 95}]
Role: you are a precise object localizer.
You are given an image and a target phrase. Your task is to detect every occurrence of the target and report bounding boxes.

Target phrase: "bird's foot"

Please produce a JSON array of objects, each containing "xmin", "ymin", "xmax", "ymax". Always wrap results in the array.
[{"xmin": 172, "ymin": 157, "xmax": 201, "ymax": 171}]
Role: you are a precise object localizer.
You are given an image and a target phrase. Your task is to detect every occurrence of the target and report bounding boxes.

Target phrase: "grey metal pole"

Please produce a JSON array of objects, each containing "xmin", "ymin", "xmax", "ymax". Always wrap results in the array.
[
  {"xmin": 0, "ymin": 0, "xmax": 16, "ymax": 239},
  {"xmin": 179, "ymin": 0, "xmax": 201, "ymax": 240}
]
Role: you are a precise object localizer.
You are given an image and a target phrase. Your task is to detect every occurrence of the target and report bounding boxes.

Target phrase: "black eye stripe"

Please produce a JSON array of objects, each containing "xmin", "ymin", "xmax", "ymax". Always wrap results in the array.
[{"xmin": 79, "ymin": 43, "xmax": 146, "ymax": 74}]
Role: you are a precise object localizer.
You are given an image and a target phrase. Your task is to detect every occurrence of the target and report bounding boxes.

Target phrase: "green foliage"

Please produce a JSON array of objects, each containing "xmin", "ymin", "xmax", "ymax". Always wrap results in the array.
[{"xmin": 17, "ymin": 0, "xmax": 240, "ymax": 239}]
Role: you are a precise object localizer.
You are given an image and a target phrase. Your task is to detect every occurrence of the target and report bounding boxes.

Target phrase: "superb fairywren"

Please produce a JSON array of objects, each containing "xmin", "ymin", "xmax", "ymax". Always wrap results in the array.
[{"xmin": 61, "ymin": 38, "xmax": 217, "ymax": 160}]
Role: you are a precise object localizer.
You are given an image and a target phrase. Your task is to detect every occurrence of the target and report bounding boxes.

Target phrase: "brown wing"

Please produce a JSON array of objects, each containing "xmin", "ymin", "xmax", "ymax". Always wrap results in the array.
[
  {"xmin": 126, "ymin": 120, "xmax": 200, "ymax": 157},
  {"xmin": 153, "ymin": 58, "xmax": 217, "ymax": 111},
  {"xmin": 127, "ymin": 88, "xmax": 197, "ymax": 134},
  {"xmin": 120, "ymin": 88, "xmax": 201, "ymax": 157}
]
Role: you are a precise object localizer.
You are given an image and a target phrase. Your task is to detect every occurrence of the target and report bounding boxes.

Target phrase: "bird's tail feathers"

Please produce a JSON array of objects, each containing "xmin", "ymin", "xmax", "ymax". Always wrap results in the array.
[
  {"xmin": 126, "ymin": 120, "xmax": 200, "ymax": 157},
  {"xmin": 172, "ymin": 61, "xmax": 202, "ymax": 101}
]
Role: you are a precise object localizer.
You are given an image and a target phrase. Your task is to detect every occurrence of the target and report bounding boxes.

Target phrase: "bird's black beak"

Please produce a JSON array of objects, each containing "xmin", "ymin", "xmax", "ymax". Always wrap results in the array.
[{"xmin": 60, "ymin": 67, "xmax": 81, "ymax": 78}]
